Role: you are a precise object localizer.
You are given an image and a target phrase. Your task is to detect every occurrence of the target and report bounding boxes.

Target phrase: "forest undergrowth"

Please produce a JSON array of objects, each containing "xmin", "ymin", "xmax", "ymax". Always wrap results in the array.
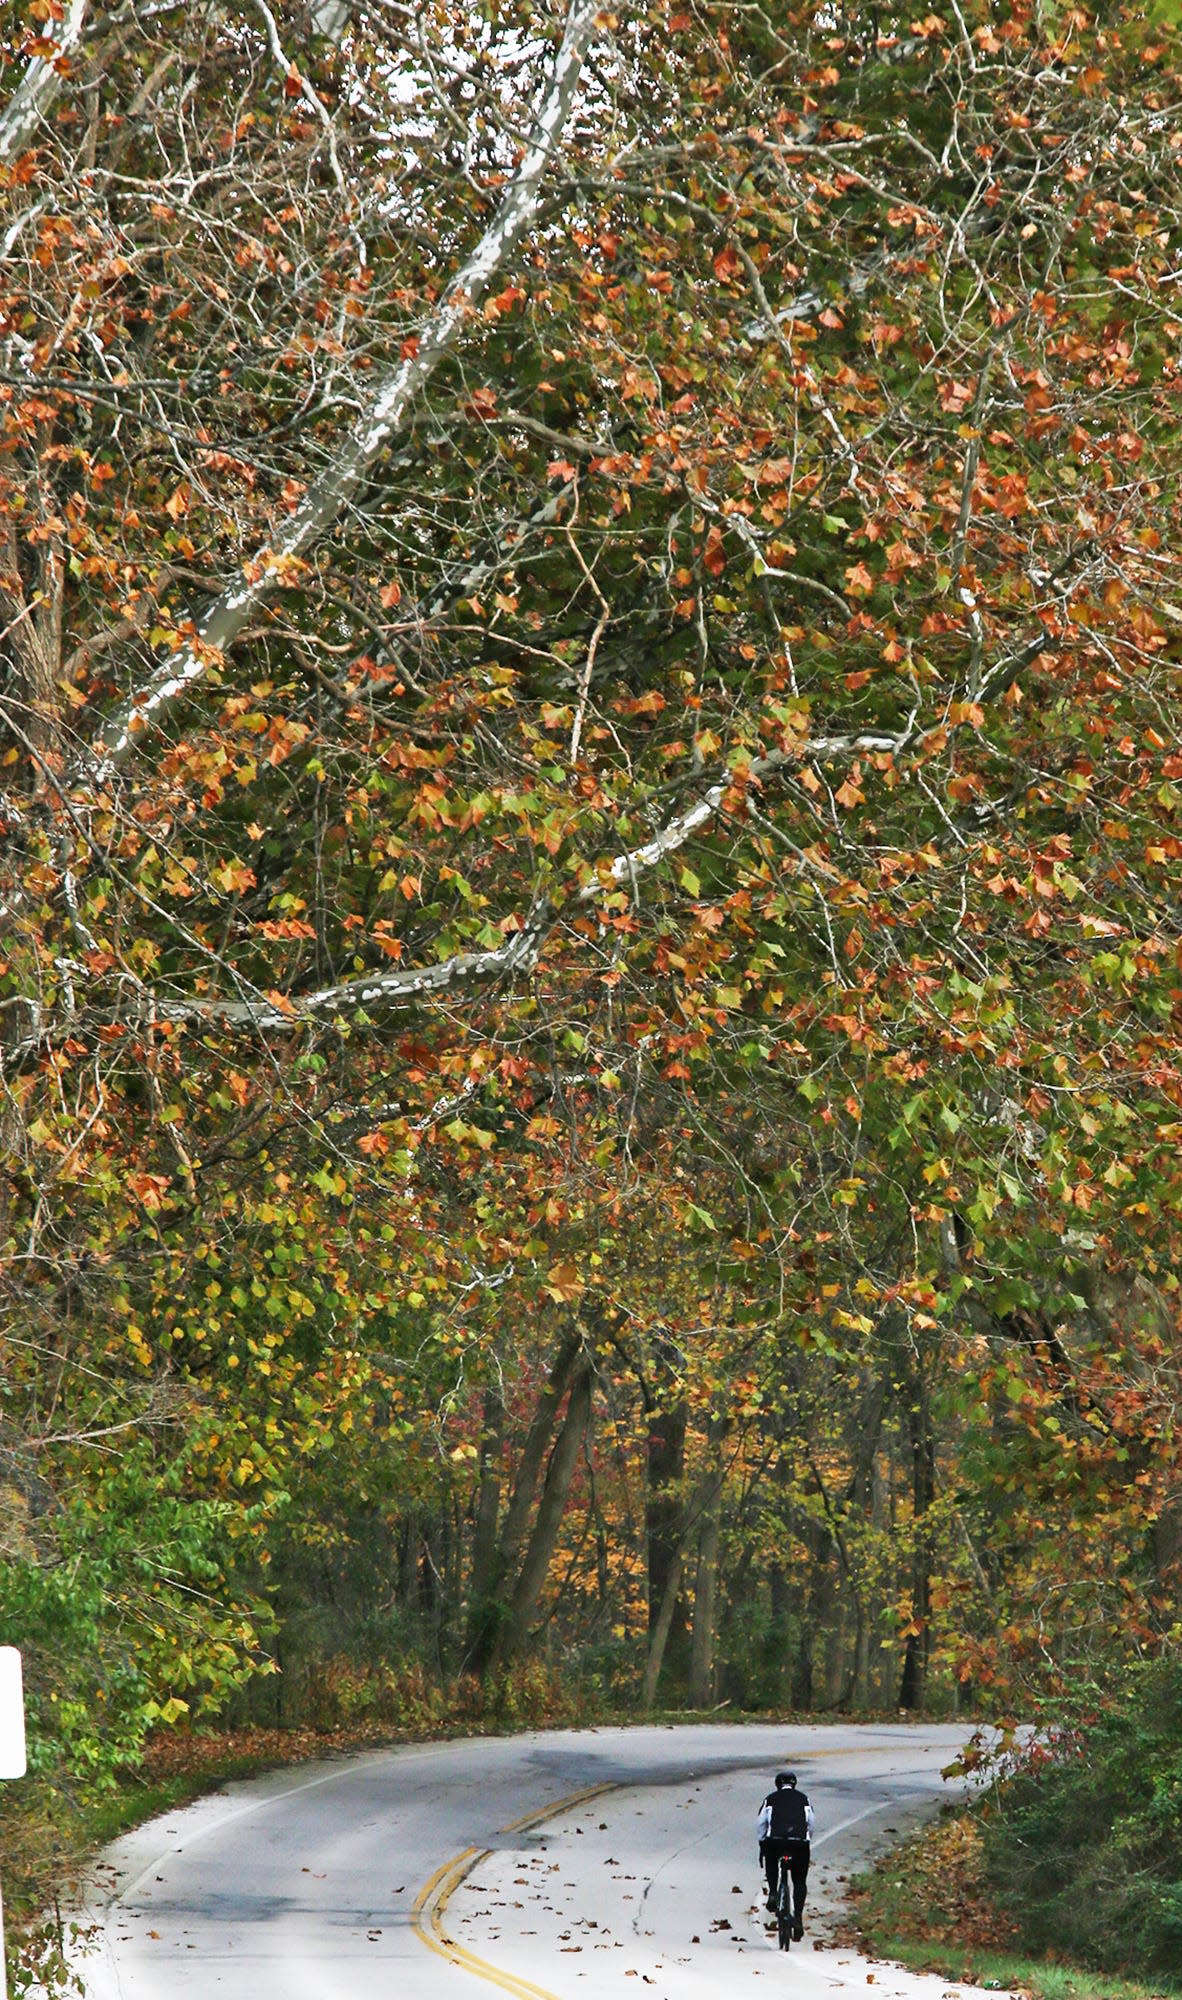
[
  {"xmin": 849, "ymin": 1814, "xmax": 1181, "ymax": 2000},
  {"xmin": 850, "ymin": 1663, "xmax": 1182, "ymax": 2000}
]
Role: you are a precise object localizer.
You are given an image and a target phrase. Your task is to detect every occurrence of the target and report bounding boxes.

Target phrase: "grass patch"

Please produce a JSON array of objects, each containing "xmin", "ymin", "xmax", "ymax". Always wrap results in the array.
[{"xmin": 849, "ymin": 1812, "xmax": 1182, "ymax": 2000}]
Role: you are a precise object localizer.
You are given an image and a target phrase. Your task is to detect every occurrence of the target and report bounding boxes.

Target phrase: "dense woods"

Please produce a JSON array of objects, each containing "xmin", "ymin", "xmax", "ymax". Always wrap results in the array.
[{"xmin": 3, "ymin": 0, "xmax": 1182, "ymax": 1958}]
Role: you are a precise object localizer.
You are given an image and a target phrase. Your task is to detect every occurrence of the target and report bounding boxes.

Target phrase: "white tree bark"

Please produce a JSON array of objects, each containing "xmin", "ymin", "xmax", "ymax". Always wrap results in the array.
[
  {"xmin": 91, "ymin": 0, "xmax": 604, "ymax": 777},
  {"xmin": 150, "ymin": 715, "xmax": 924, "ymax": 1031},
  {"xmin": 0, "ymin": 0, "xmax": 89, "ymax": 164}
]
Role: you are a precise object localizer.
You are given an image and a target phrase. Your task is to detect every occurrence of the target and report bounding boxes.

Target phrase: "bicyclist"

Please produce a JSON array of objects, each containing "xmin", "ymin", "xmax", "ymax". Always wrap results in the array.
[{"xmin": 757, "ymin": 1770, "xmax": 813, "ymax": 1939}]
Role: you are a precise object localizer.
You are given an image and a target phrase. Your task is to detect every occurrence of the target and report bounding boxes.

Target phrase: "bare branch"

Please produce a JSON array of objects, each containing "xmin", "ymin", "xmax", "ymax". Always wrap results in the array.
[{"xmin": 251, "ymin": 0, "xmax": 350, "ymax": 206}]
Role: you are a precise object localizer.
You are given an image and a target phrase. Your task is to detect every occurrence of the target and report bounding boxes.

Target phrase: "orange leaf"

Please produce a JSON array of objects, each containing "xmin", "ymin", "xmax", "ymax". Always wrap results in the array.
[{"xmin": 543, "ymin": 1259, "xmax": 584, "ymax": 1303}]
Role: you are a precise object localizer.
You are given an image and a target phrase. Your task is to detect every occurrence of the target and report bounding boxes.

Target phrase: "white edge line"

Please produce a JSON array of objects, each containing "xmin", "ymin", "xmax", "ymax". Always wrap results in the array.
[
  {"xmin": 108, "ymin": 1752, "xmax": 396, "ymax": 1907},
  {"xmin": 813, "ymin": 1799, "xmax": 903, "ymax": 1848}
]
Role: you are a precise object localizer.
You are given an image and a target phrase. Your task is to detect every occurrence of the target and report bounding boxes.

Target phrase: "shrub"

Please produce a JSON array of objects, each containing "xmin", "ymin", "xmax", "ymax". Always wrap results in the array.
[{"xmin": 983, "ymin": 1659, "xmax": 1182, "ymax": 1980}]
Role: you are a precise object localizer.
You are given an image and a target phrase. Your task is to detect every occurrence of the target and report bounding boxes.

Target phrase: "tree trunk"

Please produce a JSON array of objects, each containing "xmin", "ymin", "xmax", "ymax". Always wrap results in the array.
[
  {"xmin": 0, "ymin": 0, "xmax": 88, "ymax": 165},
  {"xmin": 645, "ymin": 1362, "xmax": 689, "ymax": 1699},
  {"xmin": 765, "ymin": 1561, "xmax": 792, "ymax": 1708},
  {"xmin": 466, "ymin": 1328, "xmax": 581, "ymax": 1674},
  {"xmin": 642, "ymin": 1544, "xmax": 685, "ymax": 1709},
  {"xmin": 898, "ymin": 1382, "xmax": 936, "ymax": 1711},
  {"xmin": 464, "ymin": 1381, "xmax": 506, "ymax": 1660},
  {"xmin": 417, "ymin": 1515, "xmax": 441, "ymax": 1657},
  {"xmin": 792, "ymin": 1517, "xmax": 833, "ymax": 1711},
  {"xmin": 845, "ymin": 1365, "xmax": 889, "ymax": 1712},
  {"xmin": 646, "ymin": 1399, "xmax": 687, "ymax": 1622},
  {"xmin": 687, "ymin": 1482, "xmax": 722, "ymax": 1709},
  {"xmin": 792, "ymin": 1619, "xmax": 814, "ymax": 1712},
  {"xmin": 644, "ymin": 1451, "xmax": 725, "ymax": 1710},
  {"xmin": 398, "ymin": 1513, "xmax": 418, "ymax": 1611},
  {"xmin": 852, "ymin": 1598, "xmax": 870, "ymax": 1712},
  {"xmin": 687, "ymin": 1419, "xmax": 729, "ymax": 1709},
  {"xmin": 487, "ymin": 1360, "xmax": 593, "ymax": 1674}
]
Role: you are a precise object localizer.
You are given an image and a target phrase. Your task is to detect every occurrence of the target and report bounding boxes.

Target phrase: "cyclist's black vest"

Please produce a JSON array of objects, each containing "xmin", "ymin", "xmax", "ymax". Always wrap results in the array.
[{"xmin": 765, "ymin": 1786, "xmax": 809, "ymax": 1840}]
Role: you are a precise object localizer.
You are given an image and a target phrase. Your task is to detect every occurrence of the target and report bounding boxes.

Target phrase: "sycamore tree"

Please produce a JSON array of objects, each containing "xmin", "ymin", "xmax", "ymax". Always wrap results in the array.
[{"xmin": 2, "ymin": 0, "xmax": 1182, "ymax": 1802}]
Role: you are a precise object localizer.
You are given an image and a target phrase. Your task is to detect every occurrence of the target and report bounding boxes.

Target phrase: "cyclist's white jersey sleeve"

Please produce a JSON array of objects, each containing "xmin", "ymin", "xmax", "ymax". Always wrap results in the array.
[
  {"xmin": 757, "ymin": 1799, "xmax": 772, "ymax": 1839},
  {"xmin": 805, "ymin": 1802, "xmax": 815, "ymax": 1838}
]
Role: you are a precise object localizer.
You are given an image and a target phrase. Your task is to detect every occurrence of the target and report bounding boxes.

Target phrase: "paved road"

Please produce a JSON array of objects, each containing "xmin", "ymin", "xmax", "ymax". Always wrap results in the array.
[{"xmin": 71, "ymin": 1723, "xmax": 1007, "ymax": 2000}]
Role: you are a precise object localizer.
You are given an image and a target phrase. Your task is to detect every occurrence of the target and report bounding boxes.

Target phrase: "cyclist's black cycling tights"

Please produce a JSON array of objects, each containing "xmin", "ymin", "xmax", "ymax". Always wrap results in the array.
[{"xmin": 764, "ymin": 1839, "xmax": 809, "ymax": 1917}]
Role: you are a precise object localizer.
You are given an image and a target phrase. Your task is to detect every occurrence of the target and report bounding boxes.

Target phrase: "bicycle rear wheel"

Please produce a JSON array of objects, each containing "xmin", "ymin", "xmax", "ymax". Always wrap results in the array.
[{"xmin": 777, "ymin": 1863, "xmax": 793, "ymax": 1951}]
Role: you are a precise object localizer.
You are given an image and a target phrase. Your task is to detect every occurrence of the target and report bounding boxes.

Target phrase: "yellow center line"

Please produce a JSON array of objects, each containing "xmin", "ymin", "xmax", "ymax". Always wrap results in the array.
[
  {"xmin": 410, "ymin": 1752, "xmax": 879, "ymax": 1994},
  {"xmin": 497, "ymin": 1781, "xmax": 618, "ymax": 1836},
  {"xmin": 410, "ymin": 1784, "xmax": 618, "ymax": 2000}
]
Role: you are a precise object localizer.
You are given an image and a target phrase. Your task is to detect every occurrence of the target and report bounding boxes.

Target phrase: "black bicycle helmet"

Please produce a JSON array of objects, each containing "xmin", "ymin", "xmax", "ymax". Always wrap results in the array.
[{"xmin": 774, "ymin": 1770, "xmax": 797, "ymax": 1788}]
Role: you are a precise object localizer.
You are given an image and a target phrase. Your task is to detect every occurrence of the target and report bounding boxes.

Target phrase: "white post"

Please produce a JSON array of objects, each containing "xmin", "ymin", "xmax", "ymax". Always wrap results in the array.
[{"xmin": 0, "ymin": 1647, "xmax": 28, "ymax": 2000}]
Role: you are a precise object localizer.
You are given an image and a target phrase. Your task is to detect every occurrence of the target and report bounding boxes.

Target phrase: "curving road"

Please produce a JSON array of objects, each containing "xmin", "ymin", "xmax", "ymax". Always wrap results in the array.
[{"xmin": 71, "ymin": 1723, "xmax": 1011, "ymax": 2000}]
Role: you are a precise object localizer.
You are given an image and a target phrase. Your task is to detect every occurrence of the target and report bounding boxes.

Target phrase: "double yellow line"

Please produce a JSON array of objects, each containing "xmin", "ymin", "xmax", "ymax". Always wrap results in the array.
[{"xmin": 411, "ymin": 1784, "xmax": 617, "ymax": 2000}]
